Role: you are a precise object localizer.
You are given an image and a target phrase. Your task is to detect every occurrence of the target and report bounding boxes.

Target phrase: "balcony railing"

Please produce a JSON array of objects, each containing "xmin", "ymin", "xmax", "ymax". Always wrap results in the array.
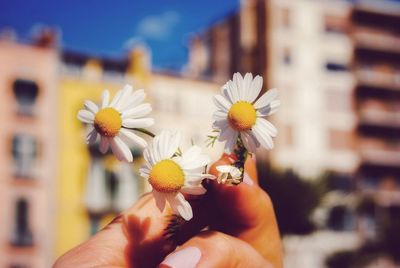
[
  {"xmin": 360, "ymin": 148, "xmax": 400, "ymax": 166},
  {"xmin": 359, "ymin": 107, "xmax": 400, "ymax": 127},
  {"xmin": 355, "ymin": 69, "xmax": 400, "ymax": 91},
  {"xmin": 354, "ymin": 30, "xmax": 400, "ymax": 53}
]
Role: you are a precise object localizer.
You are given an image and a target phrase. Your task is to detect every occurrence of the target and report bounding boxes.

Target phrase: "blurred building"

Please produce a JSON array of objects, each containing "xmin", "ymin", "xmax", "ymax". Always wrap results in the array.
[
  {"xmin": 149, "ymin": 72, "xmax": 222, "ymax": 158},
  {"xmin": 0, "ymin": 27, "xmax": 221, "ymax": 266},
  {"xmin": 187, "ymin": 0, "xmax": 358, "ymax": 179},
  {"xmin": 351, "ymin": 0, "xmax": 400, "ymax": 242},
  {"xmin": 0, "ymin": 30, "xmax": 58, "ymax": 268},
  {"xmin": 186, "ymin": 0, "xmax": 400, "ymax": 267},
  {"xmin": 55, "ymin": 47, "xmax": 151, "ymax": 256},
  {"xmin": 55, "ymin": 50, "xmax": 221, "ymax": 257}
]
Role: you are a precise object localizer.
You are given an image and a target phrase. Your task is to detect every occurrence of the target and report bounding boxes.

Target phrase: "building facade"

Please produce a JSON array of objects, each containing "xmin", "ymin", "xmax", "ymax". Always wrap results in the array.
[
  {"xmin": 187, "ymin": 0, "xmax": 358, "ymax": 179},
  {"xmin": 351, "ymin": 0, "xmax": 400, "ymax": 242},
  {"xmin": 0, "ymin": 30, "xmax": 221, "ymax": 266},
  {"xmin": 0, "ymin": 34, "xmax": 59, "ymax": 268}
]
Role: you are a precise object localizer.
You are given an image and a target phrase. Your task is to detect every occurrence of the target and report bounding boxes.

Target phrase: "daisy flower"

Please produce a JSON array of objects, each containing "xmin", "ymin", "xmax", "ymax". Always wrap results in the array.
[
  {"xmin": 216, "ymin": 165, "xmax": 241, "ymax": 185},
  {"xmin": 140, "ymin": 130, "xmax": 213, "ymax": 221},
  {"xmin": 216, "ymin": 165, "xmax": 254, "ymax": 186},
  {"xmin": 212, "ymin": 72, "xmax": 280, "ymax": 154},
  {"xmin": 77, "ymin": 84, "xmax": 154, "ymax": 162}
]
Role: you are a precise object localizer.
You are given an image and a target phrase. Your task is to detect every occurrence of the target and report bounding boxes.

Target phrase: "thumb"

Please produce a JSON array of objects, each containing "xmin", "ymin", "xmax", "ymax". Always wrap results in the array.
[{"xmin": 158, "ymin": 231, "xmax": 272, "ymax": 268}]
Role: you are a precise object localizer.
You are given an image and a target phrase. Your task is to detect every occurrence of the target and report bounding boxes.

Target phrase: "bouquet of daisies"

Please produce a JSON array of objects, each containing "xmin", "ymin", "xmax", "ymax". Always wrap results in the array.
[{"xmin": 77, "ymin": 73, "xmax": 280, "ymax": 221}]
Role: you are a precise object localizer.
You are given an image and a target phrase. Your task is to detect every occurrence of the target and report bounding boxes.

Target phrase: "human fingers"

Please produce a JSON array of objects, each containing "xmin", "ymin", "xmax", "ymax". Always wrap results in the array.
[
  {"xmin": 54, "ymin": 193, "xmax": 177, "ymax": 268},
  {"xmin": 158, "ymin": 230, "xmax": 273, "ymax": 268},
  {"xmin": 206, "ymin": 154, "xmax": 283, "ymax": 267}
]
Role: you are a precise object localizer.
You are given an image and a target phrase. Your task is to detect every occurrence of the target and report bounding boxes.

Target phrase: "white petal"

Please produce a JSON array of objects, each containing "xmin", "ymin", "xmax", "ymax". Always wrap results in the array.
[
  {"xmin": 216, "ymin": 165, "xmax": 233, "ymax": 173},
  {"xmin": 213, "ymin": 95, "xmax": 231, "ymax": 112},
  {"xmin": 233, "ymin": 72, "xmax": 244, "ymax": 100},
  {"xmin": 241, "ymin": 73, "xmax": 253, "ymax": 100},
  {"xmin": 179, "ymin": 146, "xmax": 210, "ymax": 170},
  {"xmin": 181, "ymin": 154, "xmax": 210, "ymax": 171},
  {"xmin": 84, "ymin": 100, "xmax": 99, "ymax": 114},
  {"xmin": 99, "ymin": 136, "xmax": 110, "ymax": 153},
  {"xmin": 143, "ymin": 144, "xmax": 156, "ymax": 165},
  {"xmin": 241, "ymin": 131, "xmax": 257, "ymax": 153},
  {"xmin": 175, "ymin": 193, "xmax": 193, "ymax": 221},
  {"xmin": 257, "ymin": 100, "xmax": 281, "ymax": 116},
  {"xmin": 101, "ymin": 90, "xmax": 110, "ymax": 108},
  {"xmin": 77, "ymin": 110, "xmax": 94, "ymax": 123},
  {"xmin": 216, "ymin": 165, "xmax": 241, "ymax": 178},
  {"xmin": 213, "ymin": 110, "xmax": 228, "ymax": 121},
  {"xmin": 120, "ymin": 89, "xmax": 146, "ymax": 111},
  {"xmin": 122, "ymin": 118, "xmax": 154, "ymax": 128},
  {"xmin": 252, "ymin": 123, "xmax": 274, "ymax": 150},
  {"xmin": 181, "ymin": 145, "xmax": 202, "ymax": 162},
  {"xmin": 86, "ymin": 129, "xmax": 98, "ymax": 144},
  {"xmin": 247, "ymin": 75, "xmax": 263, "ymax": 103},
  {"xmin": 122, "ymin": 103, "xmax": 152, "ymax": 119},
  {"xmin": 221, "ymin": 84, "xmax": 234, "ymax": 104},
  {"xmin": 212, "ymin": 119, "xmax": 229, "ymax": 131},
  {"xmin": 119, "ymin": 128, "xmax": 147, "ymax": 148},
  {"xmin": 224, "ymin": 131, "xmax": 239, "ymax": 154},
  {"xmin": 163, "ymin": 130, "xmax": 182, "ymax": 159},
  {"xmin": 256, "ymin": 118, "xmax": 278, "ymax": 137},
  {"xmin": 109, "ymin": 89, "xmax": 123, "ymax": 108},
  {"xmin": 152, "ymin": 190, "xmax": 166, "ymax": 212},
  {"xmin": 114, "ymin": 84, "xmax": 133, "ymax": 110},
  {"xmin": 158, "ymin": 130, "xmax": 171, "ymax": 159},
  {"xmin": 218, "ymin": 127, "xmax": 235, "ymax": 142},
  {"xmin": 185, "ymin": 173, "xmax": 215, "ymax": 183},
  {"xmin": 254, "ymin": 88, "xmax": 278, "ymax": 109},
  {"xmin": 139, "ymin": 167, "xmax": 150, "ymax": 178},
  {"xmin": 166, "ymin": 193, "xmax": 180, "ymax": 214},
  {"xmin": 227, "ymin": 80, "xmax": 240, "ymax": 103},
  {"xmin": 181, "ymin": 186, "xmax": 207, "ymax": 195},
  {"xmin": 110, "ymin": 136, "xmax": 133, "ymax": 162}
]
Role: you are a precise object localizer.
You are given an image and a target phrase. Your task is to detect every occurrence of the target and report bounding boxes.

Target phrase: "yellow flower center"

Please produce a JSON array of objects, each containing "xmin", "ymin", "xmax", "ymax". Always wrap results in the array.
[
  {"xmin": 149, "ymin": 159, "xmax": 184, "ymax": 193},
  {"xmin": 94, "ymin": 107, "xmax": 122, "ymax": 137},
  {"xmin": 228, "ymin": 101, "xmax": 257, "ymax": 131}
]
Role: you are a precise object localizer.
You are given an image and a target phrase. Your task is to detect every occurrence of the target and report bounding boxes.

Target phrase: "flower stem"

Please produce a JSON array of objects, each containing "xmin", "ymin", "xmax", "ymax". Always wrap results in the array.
[
  {"xmin": 232, "ymin": 137, "xmax": 248, "ymax": 185},
  {"xmin": 132, "ymin": 128, "xmax": 155, "ymax": 138}
]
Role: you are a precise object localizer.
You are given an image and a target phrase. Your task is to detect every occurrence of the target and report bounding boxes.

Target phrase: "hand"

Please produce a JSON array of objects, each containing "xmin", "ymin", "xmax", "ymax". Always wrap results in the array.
[{"xmin": 54, "ymin": 154, "xmax": 283, "ymax": 268}]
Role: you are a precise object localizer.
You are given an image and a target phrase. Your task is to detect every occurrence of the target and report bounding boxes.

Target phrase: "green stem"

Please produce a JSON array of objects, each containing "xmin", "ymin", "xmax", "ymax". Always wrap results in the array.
[
  {"xmin": 131, "ymin": 128, "xmax": 155, "ymax": 138},
  {"xmin": 232, "ymin": 136, "xmax": 248, "ymax": 185}
]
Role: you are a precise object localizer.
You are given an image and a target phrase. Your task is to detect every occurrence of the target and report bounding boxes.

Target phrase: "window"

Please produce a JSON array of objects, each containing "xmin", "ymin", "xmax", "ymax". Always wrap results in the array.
[
  {"xmin": 85, "ymin": 159, "xmax": 139, "ymax": 235},
  {"xmin": 11, "ymin": 198, "xmax": 33, "ymax": 247},
  {"xmin": 325, "ymin": 62, "xmax": 348, "ymax": 72},
  {"xmin": 324, "ymin": 14, "xmax": 348, "ymax": 34},
  {"xmin": 12, "ymin": 134, "xmax": 38, "ymax": 178},
  {"xmin": 282, "ymin": 47, "xmax": 291, "ymax": 65},
  {"xmin": 280, "ymin": 7, "xmax": 291, "ymax": 28},
  {"xmin": 13, "ymin": 79, "xmax": 39, "ymax": 116}
]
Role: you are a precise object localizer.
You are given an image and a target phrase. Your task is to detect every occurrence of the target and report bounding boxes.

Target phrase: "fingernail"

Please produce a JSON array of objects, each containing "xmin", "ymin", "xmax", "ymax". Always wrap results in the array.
[
  {"xmin": 160, "ymin": 246, "xmax": 201, "ymax": 268},
  {"xmin": 243, "ymin": 172, "xmax": 254, "ymax": 186}
]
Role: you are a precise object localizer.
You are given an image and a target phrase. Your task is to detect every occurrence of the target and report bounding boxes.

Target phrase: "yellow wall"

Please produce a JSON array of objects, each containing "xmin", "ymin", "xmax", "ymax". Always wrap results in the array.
[{"xmin": 56, "ymin": 78, "xmax": 122, "ymax": 256}]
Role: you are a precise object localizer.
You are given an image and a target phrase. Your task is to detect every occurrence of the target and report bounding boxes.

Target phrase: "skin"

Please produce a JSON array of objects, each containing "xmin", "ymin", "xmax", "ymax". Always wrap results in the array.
[{"xmin": 54, "ymin": 154, "xmax": 283, "ymax": 268}]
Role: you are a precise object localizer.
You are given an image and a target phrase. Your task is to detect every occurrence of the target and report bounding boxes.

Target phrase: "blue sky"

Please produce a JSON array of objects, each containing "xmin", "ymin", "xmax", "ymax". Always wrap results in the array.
[{"xmin": 0, "ymin": 0, "xmax": 239, "ymax": 71}]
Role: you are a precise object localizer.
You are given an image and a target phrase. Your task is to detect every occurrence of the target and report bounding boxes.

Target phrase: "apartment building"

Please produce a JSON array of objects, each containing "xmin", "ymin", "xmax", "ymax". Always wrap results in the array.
[
  {"xmin": 0, "ymin": 31, "xmax": 59, "ymax": 268},
  {"xmin": 351, "ymin": 0, "xmax": 400, "ymax": 240},
  {"xmin": 187, "ymin": 0, "xmax": 357, "ymax": 179}
]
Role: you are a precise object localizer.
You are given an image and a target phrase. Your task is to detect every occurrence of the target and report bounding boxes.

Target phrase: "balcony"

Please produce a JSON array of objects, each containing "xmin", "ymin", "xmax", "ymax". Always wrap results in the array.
[
  {"xmin": 358, "ymin": 138, "xmax": 400, "ymax": 176},
  {"xmin": 358, "ymin": 106, "xmax": 400, "ymax": 128},
  {"xmin": 355, "ymin": 69, "xmax": 400, "ymax": 92},
  {"xmin": 353, "ymin": 28, "xmax": 400, "ymax": 55}
]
